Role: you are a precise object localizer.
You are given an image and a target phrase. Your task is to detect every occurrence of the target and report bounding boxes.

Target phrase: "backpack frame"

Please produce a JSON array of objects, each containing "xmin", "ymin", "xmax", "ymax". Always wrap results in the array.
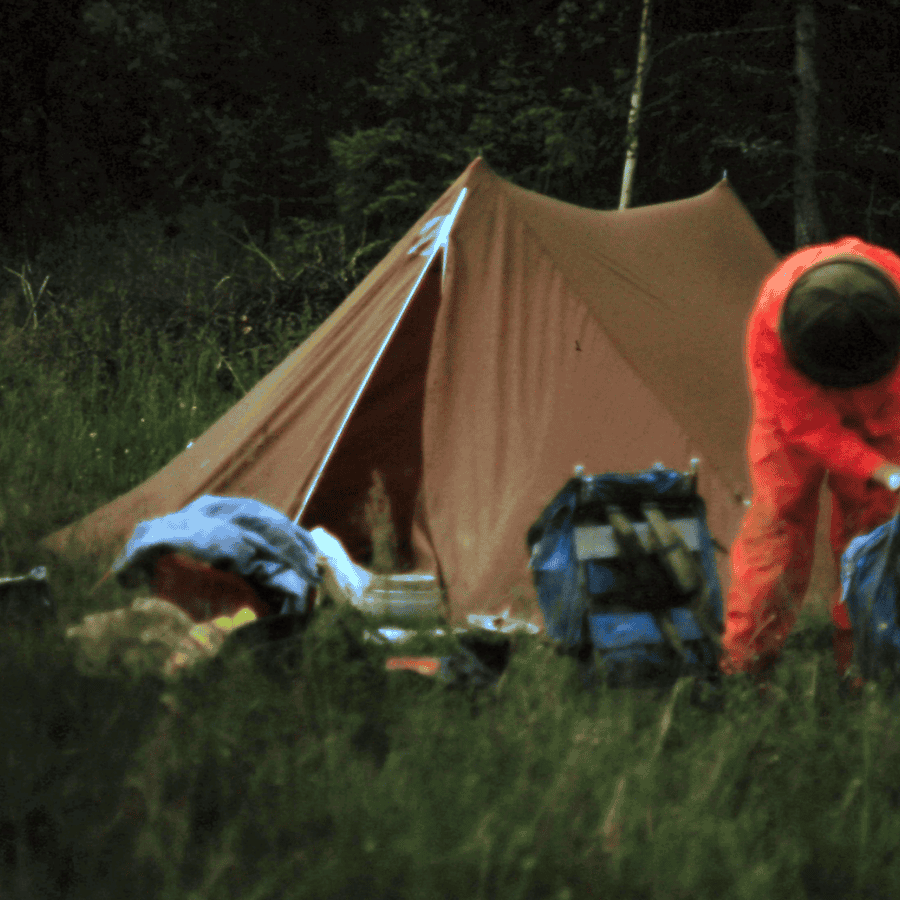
[{"xmin": 527, "ymin": 463, "xmax": 724, "ymax": 687}]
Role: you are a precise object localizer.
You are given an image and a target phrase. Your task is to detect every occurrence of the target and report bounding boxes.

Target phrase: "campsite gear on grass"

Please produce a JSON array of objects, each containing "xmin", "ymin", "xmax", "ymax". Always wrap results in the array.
[
  {"xmin": 64, "ymin": 597, "xmax": 255, "ymax": 677},
  {"xmin": 360, "ymin": 572, "xmax": 443, "ymax": 619},
  {"xmin": 311, "ymin": 528, "xmax": 442, "ymax": 619},
  {"xmin": 163, "ymin": 607, "xmax": 258, "ymax": 676},
  {"xmin": 0, "ymin": 566, "xmax": 56, "ymax": 626},
  {"xmin": 387, "ymin": 656, "xmax": 444, "ymax": 677},
  {"xmin": 309, "ymin": 526, "xmax": 374, "ymax": 607},
  {"xmin": 466, "ymin": 610, "xmax": 541, "ymax": 635},
  {"xmin": 838, "ymin": 511, "xmax": 900, "ymax": 684},
  {"xmin": 66, "ymin": 597, "xmax": 194, "ymax": 676},
  {"xmin": 384, "ymin": 650, "xmax": 494, "ymax": 689},
  {"xmin": 363, "ymin": 622, "xmax": 537, "ymax": 646},
  {"xmin": 458, "ymin": 629, "xmax": 514, "ymax": 676},
  {"xmin": 385, "ymin": 632, "xmax": 512, "ymax": 690},
  {"xmin": 369, "ymin": 621, "xmax": 512, "ymax": 690},
  {"xmin": 365, "ymin": 625, "xmax": 460, "ymax": 644},
  {"xmin": 527, "ymin": 463, "xmax": 723, "ymax": 687},
  {"xmin": 46, "ymin": 157, "xmax": 789, "ymax": 632},
  {"xmin": 112, "ymin": 496, "xmax": 321, "ymax": 616},
  {"xmin": 151, "ymin": 553, "xmax": 276, "ymax": 621},
  {"xmin": 722, "ymin": 237, "xmax": 900, "ymax": 676},
  {"xmin": 311, "ymin": 528, "xmax": 442, "ymax": 618}
]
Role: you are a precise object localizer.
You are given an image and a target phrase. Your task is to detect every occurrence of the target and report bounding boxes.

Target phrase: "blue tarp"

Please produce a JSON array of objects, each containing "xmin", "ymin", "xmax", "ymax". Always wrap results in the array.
[
  {"xmin": 112, "ymin": 495, "xmax": 322, "ymax": 616},
  {"xmin": 527, "ymin": 465, "xmax": 723, "ymax": 685},
  {"xmin": 840, "ymin": 512, "xmax": 900, "ymax": 681}
]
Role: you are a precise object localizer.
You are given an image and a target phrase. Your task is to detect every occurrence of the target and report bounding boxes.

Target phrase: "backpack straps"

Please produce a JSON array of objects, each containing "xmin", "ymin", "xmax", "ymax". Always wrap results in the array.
[
  {"xmin": 652, "ymin": 608, "xmax": 690, "ymax": 662},
  {"xmin": 606, "ymin": 505, "xmax": 673, "ymax": 607},
  {"xmin": 641, "ymin": 502, "xmax": 722, "ymax": 649}
]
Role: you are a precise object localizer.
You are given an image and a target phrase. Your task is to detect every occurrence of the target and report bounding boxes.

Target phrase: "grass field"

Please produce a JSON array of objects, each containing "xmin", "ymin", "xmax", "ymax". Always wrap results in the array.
[{"xmin": 2, "ymin": 231, "xmax": 900, "ymax": 899}]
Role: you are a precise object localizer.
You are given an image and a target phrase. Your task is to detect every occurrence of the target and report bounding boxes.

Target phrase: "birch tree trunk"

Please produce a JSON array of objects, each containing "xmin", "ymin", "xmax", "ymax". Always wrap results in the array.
[
  {"xmin": 619, "ymin": 0, "xmax": 653, "ymax": 210},
  {"xmin": 794, "ymin": 0, "xmax": 826, "ymax": 247}
]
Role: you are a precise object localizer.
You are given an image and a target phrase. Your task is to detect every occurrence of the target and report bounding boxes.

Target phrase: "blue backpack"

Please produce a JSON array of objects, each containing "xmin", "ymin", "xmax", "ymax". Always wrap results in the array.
[
  {"xmin": 527, "ymin": 464, "xmax": 724, "ymax": 687},
  {"xmin": 840, "ymin": 512, "xmax": 900, "ymax": 684}
]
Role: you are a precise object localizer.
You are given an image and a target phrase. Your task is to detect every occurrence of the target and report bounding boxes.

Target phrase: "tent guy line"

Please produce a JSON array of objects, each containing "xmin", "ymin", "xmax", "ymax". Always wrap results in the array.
[{"xmin": 293, "ymin": 187, "xmax": 469, "ymax": 526}]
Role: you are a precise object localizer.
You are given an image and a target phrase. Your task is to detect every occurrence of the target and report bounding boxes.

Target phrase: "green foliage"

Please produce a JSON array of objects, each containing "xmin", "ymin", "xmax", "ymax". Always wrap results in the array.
[
  {"xmin": 6, "ymin": 0, "xmax": 900, "ymax": 256},
  {"xmin": 330, "ymin": 0, "xmax": 634, "ymax": 236},
  {"xmin": 5, "ymin": 585, "xmax": 900, "ymax": 898},
  {"xmin": 0, "ymin": 209, "xmax": 368, "ymax": 571},
  {"xmin": 1, "ymin": 0, "xmax": 390, "ymax": 244},
  {"xmin": 0, "ymin": 204, "xmax": 375, "ymax": 386}
]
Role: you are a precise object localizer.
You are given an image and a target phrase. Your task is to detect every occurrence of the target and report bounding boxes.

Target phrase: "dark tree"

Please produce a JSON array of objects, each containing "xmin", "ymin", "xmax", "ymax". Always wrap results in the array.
[{"xmin": 794, "ymin": 0, "xmax": 826, "ymax": 246}]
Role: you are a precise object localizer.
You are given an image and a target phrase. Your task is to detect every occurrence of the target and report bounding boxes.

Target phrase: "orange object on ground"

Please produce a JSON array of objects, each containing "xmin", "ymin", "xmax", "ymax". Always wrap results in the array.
[
  {"xmin": 721, "ymin": 237, "xmax": 900, "ymax": 676},
  {"xmin": 385, "ymin": 657, "xmax": 442, "ymax": 677},
  {"xmin": 151, "ymin": 553, "xmax": 275, "ymax": 622}
]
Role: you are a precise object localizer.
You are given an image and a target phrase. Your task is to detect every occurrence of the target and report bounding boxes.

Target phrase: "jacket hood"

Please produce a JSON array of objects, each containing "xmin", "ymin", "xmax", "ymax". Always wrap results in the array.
[{"xmin": 773, "ymin": 240, "xmax": 900, "ymax": 388}]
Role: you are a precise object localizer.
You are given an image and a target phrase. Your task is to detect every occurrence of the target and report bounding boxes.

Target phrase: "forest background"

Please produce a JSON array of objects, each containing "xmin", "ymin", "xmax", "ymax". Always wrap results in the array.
[{"xmin": 6, "ymin": 0, "xmax": 900, "ymax": 264}]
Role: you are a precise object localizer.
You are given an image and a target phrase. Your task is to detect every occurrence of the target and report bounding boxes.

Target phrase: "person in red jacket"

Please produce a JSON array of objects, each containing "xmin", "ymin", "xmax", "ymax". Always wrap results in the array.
[{"xmin": 721, "ymin": 237, "xmax": 900, "ymax": 677}]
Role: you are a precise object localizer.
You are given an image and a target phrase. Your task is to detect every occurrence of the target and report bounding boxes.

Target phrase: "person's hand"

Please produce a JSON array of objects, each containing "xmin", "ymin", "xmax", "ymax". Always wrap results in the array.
[{"xmin": 871, "ymin": 463, "xmax": 900, "ymax": 491}]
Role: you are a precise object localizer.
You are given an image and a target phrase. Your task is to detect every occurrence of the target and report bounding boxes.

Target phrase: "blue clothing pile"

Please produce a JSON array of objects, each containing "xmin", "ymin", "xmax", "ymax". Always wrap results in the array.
[{"xmin": 112, "ymin": 495, "xmax": 322, "ymax": 615}]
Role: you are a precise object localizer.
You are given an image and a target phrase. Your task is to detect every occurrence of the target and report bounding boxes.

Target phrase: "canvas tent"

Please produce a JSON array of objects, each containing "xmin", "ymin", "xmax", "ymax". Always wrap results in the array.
[{"xmin": 44, "ymin": 157, "xmax": 840, "ymax": 624}]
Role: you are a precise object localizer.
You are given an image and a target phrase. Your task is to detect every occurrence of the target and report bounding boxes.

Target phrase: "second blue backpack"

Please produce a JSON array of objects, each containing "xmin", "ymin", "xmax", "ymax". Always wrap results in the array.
[{"xmin": 840, "ymin": 512, "xmax": 900, "ymax": 684}]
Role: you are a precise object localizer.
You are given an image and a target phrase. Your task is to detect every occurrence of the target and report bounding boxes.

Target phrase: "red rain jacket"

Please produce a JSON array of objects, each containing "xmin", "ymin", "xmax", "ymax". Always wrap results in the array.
[{"xmin": 747, "ymin": 237, "xmax": 900, "ymax": 481}]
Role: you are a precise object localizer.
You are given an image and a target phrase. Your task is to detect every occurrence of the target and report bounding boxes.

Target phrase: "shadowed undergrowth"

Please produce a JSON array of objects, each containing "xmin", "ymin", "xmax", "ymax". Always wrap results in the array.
[{"xmin": 2, "ymin": 604, "xmax": 899, "ymax": 900}]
